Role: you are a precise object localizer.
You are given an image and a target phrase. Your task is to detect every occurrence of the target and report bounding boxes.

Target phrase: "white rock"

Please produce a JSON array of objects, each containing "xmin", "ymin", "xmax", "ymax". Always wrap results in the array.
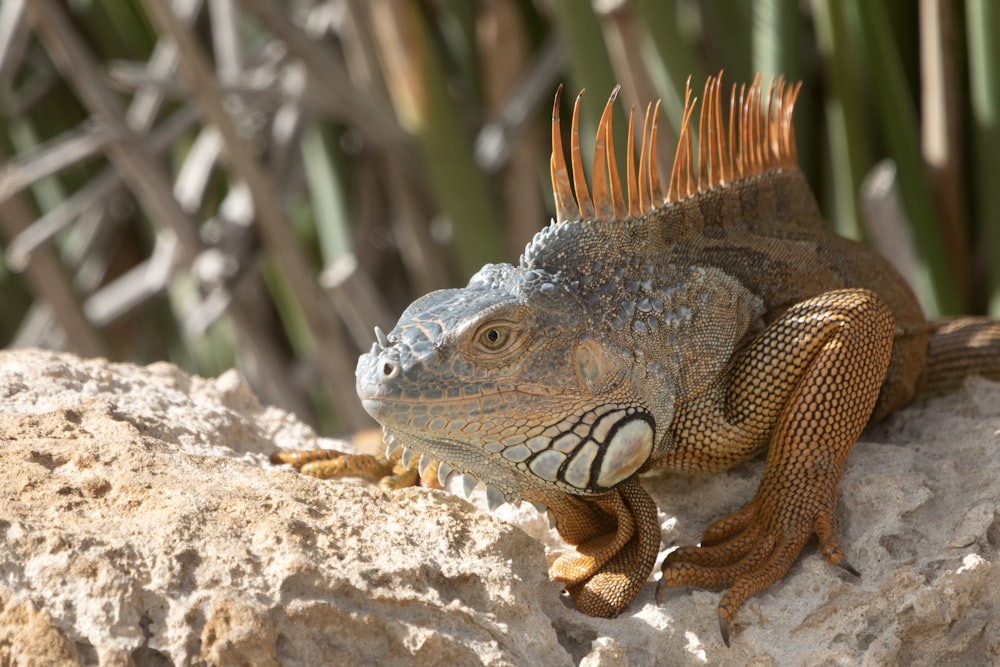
[{"xmin": 0, "ymin": 349, "xmax": 997, "ymax": 665}]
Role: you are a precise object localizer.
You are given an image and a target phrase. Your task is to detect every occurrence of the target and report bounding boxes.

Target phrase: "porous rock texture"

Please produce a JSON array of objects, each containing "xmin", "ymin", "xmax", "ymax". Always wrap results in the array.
[{"xmin": 0, "ymin": 348, "xmax": 997, "ymax": 666}]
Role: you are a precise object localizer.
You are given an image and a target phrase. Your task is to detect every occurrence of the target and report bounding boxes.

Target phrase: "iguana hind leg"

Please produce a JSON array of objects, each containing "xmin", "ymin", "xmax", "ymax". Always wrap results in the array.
[{"xmin": 656, "ymin": 289, "xmax": 894, "ymax": 644}]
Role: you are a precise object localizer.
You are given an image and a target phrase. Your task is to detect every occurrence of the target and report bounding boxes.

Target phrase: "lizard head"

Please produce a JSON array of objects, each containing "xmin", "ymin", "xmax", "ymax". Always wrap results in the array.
[
  {"xmin": 357, "ymin": 73, "xmax": 797, "ymax": 503},
  {"xmin": 356, "ymin": 260, "xmax": 657, "ymax": 502}
]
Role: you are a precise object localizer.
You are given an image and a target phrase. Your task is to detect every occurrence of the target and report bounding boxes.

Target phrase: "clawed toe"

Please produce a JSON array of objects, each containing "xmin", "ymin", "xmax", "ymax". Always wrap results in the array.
[
  {"xmin": 658, "ymin": 535, "xmax": 802, "ymax": 645},
  {"xmin": 656, "ymin": 498, "xmax": 833, "ymax": 644},
  {"xmin": 270, "ymin": 446, "xmax": 441, "ymax": 489}
]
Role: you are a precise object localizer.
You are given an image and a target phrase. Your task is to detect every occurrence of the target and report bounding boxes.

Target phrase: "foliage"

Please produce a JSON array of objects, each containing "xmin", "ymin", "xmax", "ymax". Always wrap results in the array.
[{"xmin": 1, "ymin": 0, "xmax": 996, "ymax": 433}]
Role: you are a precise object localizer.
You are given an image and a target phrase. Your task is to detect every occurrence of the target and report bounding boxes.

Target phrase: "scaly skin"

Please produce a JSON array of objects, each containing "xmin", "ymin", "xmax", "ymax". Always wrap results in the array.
[{"xmin": 273, "ymin": 74, "xmax": 1000, "ymax": 644}]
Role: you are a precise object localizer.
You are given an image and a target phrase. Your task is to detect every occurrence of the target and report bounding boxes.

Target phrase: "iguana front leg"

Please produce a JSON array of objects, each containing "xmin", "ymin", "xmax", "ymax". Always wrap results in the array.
[
  {"xmin": 656, "ymin": 289, "xmax": 894, "ymax": 644},
  {"xmin": 275, "ymin": 443, "xmax": 663, "ymax": 618},
  {"xmin": 271, "ymin": 432, "xmax": 441, "ymax": 490},
  {"xmin": 541, "ymin": 478, "xmax": 660, "ymax": 618}
]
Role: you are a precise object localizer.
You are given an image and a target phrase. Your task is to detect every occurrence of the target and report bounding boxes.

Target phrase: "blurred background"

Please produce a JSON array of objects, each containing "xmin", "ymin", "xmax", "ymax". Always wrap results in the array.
[{"xmin": 1, "ymin": 0, "xmax": 997, "ymax": 434}]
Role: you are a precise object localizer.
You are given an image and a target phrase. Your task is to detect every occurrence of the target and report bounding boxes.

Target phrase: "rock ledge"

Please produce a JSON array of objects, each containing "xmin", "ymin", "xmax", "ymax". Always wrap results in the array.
[{"xmin": 0, "ymin": 349, "xmax": 997, "ymax": 666}]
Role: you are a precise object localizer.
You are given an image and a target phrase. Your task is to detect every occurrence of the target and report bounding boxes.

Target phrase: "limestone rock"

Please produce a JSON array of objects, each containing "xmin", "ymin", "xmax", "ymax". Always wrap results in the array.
[
  {"xmin": 0, "ymin": 350, "xmax": 564, "ymax": 666},
  {"xmin": 0, "ymin": 349, "xmax": 997, "ymax": 666}
]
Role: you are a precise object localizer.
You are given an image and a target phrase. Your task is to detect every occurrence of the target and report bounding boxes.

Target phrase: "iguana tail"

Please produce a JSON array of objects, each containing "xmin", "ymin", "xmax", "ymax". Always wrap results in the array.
[{"xmin": 916, "ymin": 318, "xmax": 1000, "ymax": 399}]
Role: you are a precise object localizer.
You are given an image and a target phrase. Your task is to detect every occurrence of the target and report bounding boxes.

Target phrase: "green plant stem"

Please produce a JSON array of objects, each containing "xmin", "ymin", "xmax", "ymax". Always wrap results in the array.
[
  {"xmin": 371, "ymin": 0, "xmax": 505, "ymax": 277},
  {"xmin": 631, "ymin": 0, "xmax": 706, "ymax": 130},
  {"xmin": 812, "ymin": 0, "xmax": 869, "ymax": 239},
  {"xmin": 856, "ymin": 0, "xmax": 959, "ymax": 315},
  {"xmin": 966, "ymin": 0, "xmax": 1000, "ymax": 316}
]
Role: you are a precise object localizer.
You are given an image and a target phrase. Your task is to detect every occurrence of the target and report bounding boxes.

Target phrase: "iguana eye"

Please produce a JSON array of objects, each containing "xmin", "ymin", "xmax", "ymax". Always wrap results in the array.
[{"xmin": 478, "ymin": 326, "xmax": 511, "ymax": 350}]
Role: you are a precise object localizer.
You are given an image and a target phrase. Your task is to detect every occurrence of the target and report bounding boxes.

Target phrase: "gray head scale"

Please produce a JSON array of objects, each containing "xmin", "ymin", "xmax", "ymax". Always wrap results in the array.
[{"xmin": 356, "ymin": 261, "xmax": 660, "ymax": 502}]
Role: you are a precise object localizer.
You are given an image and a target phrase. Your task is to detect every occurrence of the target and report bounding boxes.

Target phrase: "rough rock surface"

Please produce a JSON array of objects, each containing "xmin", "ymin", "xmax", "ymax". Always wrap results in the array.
[{"xmin": 0, "ymin": 348, "xmax": 997, "ymax": 666}]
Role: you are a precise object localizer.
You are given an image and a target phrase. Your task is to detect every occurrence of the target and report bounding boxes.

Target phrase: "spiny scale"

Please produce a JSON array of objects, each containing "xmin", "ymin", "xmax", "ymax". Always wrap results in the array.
[
  {"xmin": 462, "ymin": 474, "xmax": 477, "ymax": 498},
  {"xmin": 550, "ymin": 72, "xmax": 801, "ymax": 224},
  {"xmin": 417, "ymin": 453, "xmax": 432, "ymax": 477},
  {"xmin": 400, "ymin": 446, "xmax": 414, "ymax": 470},
  {"xmin": 485, "ymin": 485, "xmax": 504, "ymax": 511},
  {"xmin": 437, "ymin": 462, "xmax": 452, "ymax": 487},
  {"xmin": 384, "ymin": 434, "xmax": 401, "ymax": 458}
]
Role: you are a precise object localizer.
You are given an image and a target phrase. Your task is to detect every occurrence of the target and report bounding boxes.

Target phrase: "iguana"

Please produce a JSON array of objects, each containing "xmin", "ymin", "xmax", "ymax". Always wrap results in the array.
[{"xmin": 272, "ymin": 73, "xmax": 1000, "ymax": 644}]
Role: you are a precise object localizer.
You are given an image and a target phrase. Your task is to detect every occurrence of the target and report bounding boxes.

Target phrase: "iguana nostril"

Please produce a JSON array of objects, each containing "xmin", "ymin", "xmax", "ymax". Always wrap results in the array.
[{"xmin": 382, "ymin": 361, "xmax": 399, "ymax": 379}]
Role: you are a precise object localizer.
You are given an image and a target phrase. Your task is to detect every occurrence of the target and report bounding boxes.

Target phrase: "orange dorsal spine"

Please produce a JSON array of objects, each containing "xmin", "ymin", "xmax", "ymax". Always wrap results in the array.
[{"xmin": 550, "ymin": 72, "xmax": 802, "ymax": 224}]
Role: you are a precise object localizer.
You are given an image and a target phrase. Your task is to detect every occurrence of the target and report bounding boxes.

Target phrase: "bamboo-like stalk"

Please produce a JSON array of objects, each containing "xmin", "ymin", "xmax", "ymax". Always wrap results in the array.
[
  {"xmin": 594, "ymin": 0, "xmax": 675, "ymax": 193},
  {"xmin": 965, "ymin": 0, "xmax": 1000, "ymax": 317},
  {"xmin": 855, "ymin": 0, "xmax": 959, "ymax": 316},
  {"xmin": 631, "ymin": 0, "xmax": 706, "ymax": 129},
  {"xmin": 340, "ymin": 0, "xmax": 450, "ymax": 296},
  {"xmin": 753, "ymin": 0, "xmax": 796, "ymax": 80},
  {"xmin": 476, "ymin": 0, "xmax": 545, "ymax": 252},
  {"xmin": 301, "ymin": 124, "xmax": 353, "ymax": 265},
  {"xmin": 701, "ymin": 1, "xmax": 752, "ymax": 81},
  {"xmin": 920, "ymin": 0, "xmax": 969, "ymax": 310},
  {"xmin": 368, "ymin": 0, "xmax": 506, "ymax": 277},
  {"xmin": 811, "ymin": 0, "xmax": 869, "ymax": 240}
]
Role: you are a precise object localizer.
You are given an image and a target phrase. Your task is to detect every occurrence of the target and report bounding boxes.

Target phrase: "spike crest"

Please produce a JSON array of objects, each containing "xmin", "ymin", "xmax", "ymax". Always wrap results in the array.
[{"xmin": 549, "ymin": 72, "xmax": 801, "ymax": 223}]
